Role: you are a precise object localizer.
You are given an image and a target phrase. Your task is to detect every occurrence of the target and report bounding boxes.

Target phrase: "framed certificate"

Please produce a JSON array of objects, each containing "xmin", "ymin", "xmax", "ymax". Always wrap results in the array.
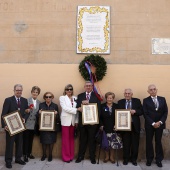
[
  {"xmin": 82, "ymin": 103, "xmax": 99, "ymax": 125},
  {"xmin": 115, "ymin": 109, "xmax": 131, "ymax": 131},
  {"xmin": 2, "ymin": 110, "xmax": 26, "ymax": 136},
  {"xmin": 39, "ymin": 110, "xmax": 56, "ymax": 131}
]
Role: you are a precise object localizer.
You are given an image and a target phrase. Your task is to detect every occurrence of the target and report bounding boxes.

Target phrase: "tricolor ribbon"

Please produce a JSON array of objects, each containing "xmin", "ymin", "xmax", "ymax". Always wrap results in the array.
[{"xmin": 85, "ymin": 61, "xmax": 103, "ymax": 101}]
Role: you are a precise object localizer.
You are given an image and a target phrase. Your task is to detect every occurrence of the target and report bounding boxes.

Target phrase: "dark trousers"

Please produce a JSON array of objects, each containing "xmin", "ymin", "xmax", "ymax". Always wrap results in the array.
[
  {"xmin": 145, "ymin": 126, "xmax": 163, "ymax": 162},
  {"xmin": 23, "ymin": 130, "xmax": 34, "ymax": 156},
  {"xmin": 122, "ymin": 123, "xmax": 140, "ymax": 162},
  {"xmin": 78, "ymin": 125, "xmax": 98, "ymax": 160},
  {"xmin": 5, "ymin": 131, "xmax": 23, "ymax": 164}
]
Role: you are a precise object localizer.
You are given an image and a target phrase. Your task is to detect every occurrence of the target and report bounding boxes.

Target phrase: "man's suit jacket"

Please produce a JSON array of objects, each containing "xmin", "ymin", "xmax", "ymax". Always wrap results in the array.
[
  {"xmin": 118, "ymin": 98, "xmax": 143, "ymax": 133},
  {"xmin": 143, "ymin": 96, "xmax": 168, "ymax": 129},
  {"xmin": 59, "ymin": 95, "xmax": 78, "ymax": 126},
  {"xmin": 77, "ymin": 91, "xmax": 101, "ymax": 126},
  {"xmin": 1, "ymin": 96, "xmax": 28, "ymax": 128},
  {"xmin": 25, "ymin": 97, "xmax": 41, "ymax": 129}
]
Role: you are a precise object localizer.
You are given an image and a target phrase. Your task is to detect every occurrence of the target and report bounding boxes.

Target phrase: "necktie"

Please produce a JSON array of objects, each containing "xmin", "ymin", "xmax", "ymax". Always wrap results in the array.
[
  {"xmin": 17, "ymin": 98, "xmax": 20, "ymax": 110},
  {"xmin": 153, "ymin": 97, "xmax": 158, "ymax": 109},
  {"xmin": 127, "ymin": 100, "xmax": 131, "ymax": 109},
  {"xmin": 86, "ymin": 93, "xmax": 90, "ymax": 100}
]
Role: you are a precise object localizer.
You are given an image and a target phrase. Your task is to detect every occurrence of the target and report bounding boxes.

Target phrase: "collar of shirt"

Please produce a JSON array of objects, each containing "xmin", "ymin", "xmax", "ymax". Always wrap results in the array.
[
  {"xmin": 126, "ymin": 100, "xmax": 131, "ymax": 103},
  {"xmin": 86, "ymin": 92, "xmax": 92, "ymax": 96},
  {"xmin": 151, "ymin": 96, "xmax": 157, "ymax": 99},
  {"xmin": 15, "ymin": 96, "xmax": 20, "ymax": 101},
  {"xmin": 32, "ymin": 98, "xmax": 37, "ymax": 108}
]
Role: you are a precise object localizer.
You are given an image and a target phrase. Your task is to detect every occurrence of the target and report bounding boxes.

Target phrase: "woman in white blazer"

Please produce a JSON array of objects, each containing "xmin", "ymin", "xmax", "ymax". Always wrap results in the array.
[{"xmin": 59, "ymin": 84, "xmax": 81, "ymax": 163}]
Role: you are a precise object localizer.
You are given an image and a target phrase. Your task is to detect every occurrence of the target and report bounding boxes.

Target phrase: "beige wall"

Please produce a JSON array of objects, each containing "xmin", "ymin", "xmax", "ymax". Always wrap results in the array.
[
  {"xmin": 0, "ymin": 0, "xmax": 170, "ymax": 64},
  {"xmin": 0, "ymin": 64, "xmax": 169, "ymax": 128}
]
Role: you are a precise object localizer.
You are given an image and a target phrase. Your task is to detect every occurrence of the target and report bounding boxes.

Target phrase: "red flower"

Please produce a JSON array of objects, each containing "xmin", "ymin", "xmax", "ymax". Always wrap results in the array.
[{"xmin": 29, "ymin": 104, "xmax": 34, "ymax": 109}]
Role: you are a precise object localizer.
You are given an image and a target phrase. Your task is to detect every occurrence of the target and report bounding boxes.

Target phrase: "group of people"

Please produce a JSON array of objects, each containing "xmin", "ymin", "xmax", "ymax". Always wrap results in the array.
[{"xmin": 1, "ymin": 82, "xmax": 168, "ymax": 169}]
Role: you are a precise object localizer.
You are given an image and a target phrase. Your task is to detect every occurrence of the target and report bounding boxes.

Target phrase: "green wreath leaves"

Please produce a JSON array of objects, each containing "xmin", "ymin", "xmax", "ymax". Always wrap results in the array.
[{"xmin": 79, "ymin": 54, "xmax": 107, "ymax": 82}]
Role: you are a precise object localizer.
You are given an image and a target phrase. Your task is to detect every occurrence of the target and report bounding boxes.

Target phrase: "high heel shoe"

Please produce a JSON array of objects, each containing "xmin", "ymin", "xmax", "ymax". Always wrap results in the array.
[
  {"xmin": 103, "ymin": 158, "xmax": 109, "ymax": 163},
  {"xmin": 110, "ymin": 159, "xmax": 115, "ymax": 164},
  {"xmin": 48, "ymin": 155, "xmax": 52, "ymax": 162},
  {"xmin": 41, "ymin": 155, "xmax": 46, "ymax": 161},
  {"xmin": 28, "ymin": 154, "xmax": 35, "ymax": 159}
]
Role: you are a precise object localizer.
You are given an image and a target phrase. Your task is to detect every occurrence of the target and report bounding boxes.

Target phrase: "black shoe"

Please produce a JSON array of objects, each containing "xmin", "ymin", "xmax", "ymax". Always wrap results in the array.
[
  {"xmin": 41, "ymin": 155, "xmax": 46, "ymax": 161},
  {"xmin": 156, "ymin": 161, "xmax": 162, "ymax": 167},
  {"xmin": 146, "ymin": 160, "xmax": 151, "ymax": 166},
  {"xmin": 28, "ymin": 154, "xmax": 35, "ymax": 159},
  {"xmin": 15, "ymin": 159, "xmax": 26, "ymax": 165},
  {"xmin": 123, "ymin": 160, "xmax": 128, "ymax": 165},
  {"xmin": 6, "ymin": 163, "xmax": 12, "ymax": 169},
  {"xmin": 24, "ymin": 155, "xmax": 28, "ymax": 162},
  {"xmin": 91, "ymin": 159, "xmax": 96, "ymax": 164},
  {"xmin": 75, "ymin": 157, "xmax": 84, "ymax": 163},
  {"xmin": 132, "ymin": 161, "xmax": 137, "ymax": 166},
  {"xmin": 48, "ymin": 155, "xmax": 52, "ymax": 162},
  {"xmin": 64, "ymin": 160, "xmax": 70, "ymax": 163}
]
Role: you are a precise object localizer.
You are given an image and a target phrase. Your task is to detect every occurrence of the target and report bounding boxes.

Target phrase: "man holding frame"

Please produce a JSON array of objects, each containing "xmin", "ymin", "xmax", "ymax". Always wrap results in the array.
[
  {"xmin": 1, "ymin": 84, "xmax": 28, "ymax": 169},
  {"xmin": 75, "ymin": 81, "xmax": 101, "ymax": 164},
  {"xmin": 118, "ymin": 88, "xmax": 143, "ymax": 166}
]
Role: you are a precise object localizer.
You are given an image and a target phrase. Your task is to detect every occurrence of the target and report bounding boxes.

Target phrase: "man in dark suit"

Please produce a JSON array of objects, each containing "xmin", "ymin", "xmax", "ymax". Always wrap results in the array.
[
  {"xmin": 75, "ymin": 81, "xmax": 101, "ymax": 164},
  {"xmin": 118, "ymin": 88, "xmax": 143, "ymax": 166},
  {"xmin": 143, "ymin": 84, "xmax": 168, "ymax": 168},
  {"xmin": 1, "ymin": 84, "xmax": 28, "ymax": 169}
]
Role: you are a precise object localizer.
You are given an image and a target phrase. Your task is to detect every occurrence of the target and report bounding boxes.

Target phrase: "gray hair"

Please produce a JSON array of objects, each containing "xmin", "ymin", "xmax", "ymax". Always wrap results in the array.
[
  {"xmin": 85, "ymin": 81, "xmax": 93, "ymax": 85},
  {"xmin": 124, "ymin": 88, "xmax": 133, "ymax": 93},
  {"xmin": 14, "ymin": 84, "xmax": 23, "ymax": 90}
]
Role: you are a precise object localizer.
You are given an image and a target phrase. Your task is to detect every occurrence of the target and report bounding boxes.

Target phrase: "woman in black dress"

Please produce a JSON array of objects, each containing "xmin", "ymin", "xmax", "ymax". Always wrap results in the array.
[
  {"xmin": 99, "ymin": 92, "xmax": 123, "ymax": 163},
  {"xmin": 38, "ymin": 92, "xmax": 58, "ymax": 162}
]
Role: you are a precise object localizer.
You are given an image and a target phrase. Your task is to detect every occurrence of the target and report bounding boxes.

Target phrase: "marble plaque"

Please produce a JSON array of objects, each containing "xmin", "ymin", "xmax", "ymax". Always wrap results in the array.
[
  {"xmin": 152, "ymin": 38, "xmax": 170, "ymax": 54},
  {"xmin": 77, "ymin": 6, "xmax": 110, "ymax": 54}
]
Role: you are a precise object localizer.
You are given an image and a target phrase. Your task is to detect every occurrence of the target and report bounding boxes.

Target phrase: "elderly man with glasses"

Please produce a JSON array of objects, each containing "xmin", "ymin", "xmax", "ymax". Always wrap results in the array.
[{"xmin": 1, "ymin": 84, "xmax": 28, "ymax": 169}]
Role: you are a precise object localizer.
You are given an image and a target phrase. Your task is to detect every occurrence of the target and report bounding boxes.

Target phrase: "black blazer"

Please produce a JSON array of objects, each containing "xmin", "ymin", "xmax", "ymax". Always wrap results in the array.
[
  {"xmin": 1, "ymin": 96, "xmax": 28, "ymax": 128},
  {"xmin": 99, "ymin": 102, "xmax": 118, "ymax": 133},
  {"xmin": 143, "ymin": 96, "xmax": 168, "ymax": 129},
  {"xmin": 118, "ymin": 98, "xmax": 143, "ymax": 133},
  {"xmin": 76, "ymin": 91, "xmax": 101, "ymax": 126}
]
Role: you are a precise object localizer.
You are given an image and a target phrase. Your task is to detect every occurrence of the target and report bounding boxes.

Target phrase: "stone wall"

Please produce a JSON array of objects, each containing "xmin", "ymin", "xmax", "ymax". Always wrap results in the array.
[{"xmin": 0, "ymin": 0, "xmax": 170, "ymax": 64}]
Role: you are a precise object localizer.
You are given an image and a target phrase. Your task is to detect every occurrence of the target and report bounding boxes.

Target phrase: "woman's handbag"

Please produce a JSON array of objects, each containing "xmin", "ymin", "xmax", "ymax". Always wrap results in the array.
[
  {"xmin": 110, "ymin": 131, "xmax": 123, "ymax": 149},
  {"xmin": 56, "ymin": 114, "xmax": 61, "ymax": 132}
]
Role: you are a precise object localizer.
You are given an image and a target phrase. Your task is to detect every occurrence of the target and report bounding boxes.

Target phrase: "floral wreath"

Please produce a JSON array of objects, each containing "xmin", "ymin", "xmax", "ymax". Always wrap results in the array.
[{"xmin": 79, "ymin": 54, "xmax": 107, "ymax": 82}]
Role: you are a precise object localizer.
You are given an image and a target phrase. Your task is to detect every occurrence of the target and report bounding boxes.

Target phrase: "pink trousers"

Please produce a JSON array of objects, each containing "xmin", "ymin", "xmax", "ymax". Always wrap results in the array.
[{"xmin": 62, "ymin": 125, "xmax": 74, "ymax": 161}]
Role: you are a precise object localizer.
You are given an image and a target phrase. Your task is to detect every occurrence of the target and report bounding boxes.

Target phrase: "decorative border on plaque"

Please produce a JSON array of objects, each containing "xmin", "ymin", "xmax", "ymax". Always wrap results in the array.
[
  {"xmin": 2, "ymin": 110, "xmax": 26, "ymax": 136},
  {"xmin": 77, "ymin": 6, "xmax": 110, "ymax": 54},
  {"xmin": 82, "ymin": 103, "xmax": 99, "ymax": 125}
]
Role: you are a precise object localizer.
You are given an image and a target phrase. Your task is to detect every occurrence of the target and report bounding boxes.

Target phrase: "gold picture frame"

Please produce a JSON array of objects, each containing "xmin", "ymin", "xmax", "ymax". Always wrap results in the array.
[
  {"xmin": 115, "ymin": 109, "xmax": 131, "ymax": 131},
  {"xmin": 2, "ymin": 110, "xmax": 26, "ymax": 136},
  {"xmin": 39, "ymin": 110, "xmax": 56, "ymax": 131},
  {"xmin": 82, "ymin": 103, "xmax": 99, "ymax": 125}
]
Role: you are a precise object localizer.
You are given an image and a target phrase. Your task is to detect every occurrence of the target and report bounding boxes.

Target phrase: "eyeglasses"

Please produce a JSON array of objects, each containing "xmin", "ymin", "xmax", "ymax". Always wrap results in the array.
[
  {"xmin": 66, "ymin": 88, "xmax": 73, "ymax": 91},
  {"xmin": 149, "ymin": 88, "xmax": 156, "ymax": 91},
  {"xmin": 45, "ymin": 96, "xmax": 52, "ymax": 98},
  {"xmin": 15, "ymin": 90, "xmax": 22, "ymax": 92}
]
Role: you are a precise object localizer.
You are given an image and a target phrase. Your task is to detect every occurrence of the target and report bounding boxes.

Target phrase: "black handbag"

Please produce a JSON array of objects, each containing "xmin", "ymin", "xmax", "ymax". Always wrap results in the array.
[
  {"xmin": 34, "ymin": 115, "xmax": 40, "ymax": 136},
  {"xmin": 56, "ymin": 114, "xmax": 61, "ymax": 132},
  {"xmin": 74, "ymin": 127, "xmax": 79, "ymax": 138}
]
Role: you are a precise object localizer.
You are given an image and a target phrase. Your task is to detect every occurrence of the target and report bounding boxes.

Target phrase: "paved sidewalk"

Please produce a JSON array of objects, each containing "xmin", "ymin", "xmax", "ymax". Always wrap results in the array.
[{"xmin": 0, "ymin": 157, "xmax": 170, "ymax": 170}]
